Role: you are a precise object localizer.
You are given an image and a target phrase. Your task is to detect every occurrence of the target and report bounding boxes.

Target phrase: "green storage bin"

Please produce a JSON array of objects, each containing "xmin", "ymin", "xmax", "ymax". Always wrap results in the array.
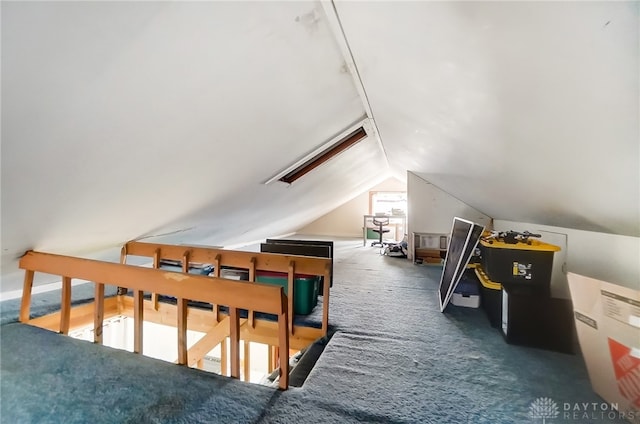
[
  {"xmin": 256, "ymin": 271, "xmax": 319, "ymax": 315},
  {"xmin": 366, "ymin": 227, "xmax": 379, "ymax": 239}
]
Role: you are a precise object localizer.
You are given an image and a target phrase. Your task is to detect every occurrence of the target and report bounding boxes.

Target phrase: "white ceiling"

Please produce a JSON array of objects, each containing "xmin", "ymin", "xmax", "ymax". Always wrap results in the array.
[
  {"xmin": 1, "ymin": 1, "xmax": 638, "ymax": 289},
  {"xmin": 334, "ymin": 1, "xmax": 639, "ymax": 236}
]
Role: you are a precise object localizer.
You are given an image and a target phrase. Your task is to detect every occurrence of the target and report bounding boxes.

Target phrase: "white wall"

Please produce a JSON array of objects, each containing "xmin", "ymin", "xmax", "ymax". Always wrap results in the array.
[
  {"xmin": 407, "ymin": 171, "xmax": 492, "ymax": 261},
  {"xmin": 408, "ymin": 171, "xmax": 492, "ymax": 231},
  {"xmin": 297, "ymin": 177, "xmax": 406, "ymax": 237},
  {"xmin": 495, "ymin": 220, "xmax": 640, "ymax": 293}
]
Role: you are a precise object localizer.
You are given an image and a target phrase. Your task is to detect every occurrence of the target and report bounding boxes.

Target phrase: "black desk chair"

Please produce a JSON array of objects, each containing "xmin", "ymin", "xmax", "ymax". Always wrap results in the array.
[{"xmin": 371, "ymin": 217, "xmax": 390, "ymax": 247}]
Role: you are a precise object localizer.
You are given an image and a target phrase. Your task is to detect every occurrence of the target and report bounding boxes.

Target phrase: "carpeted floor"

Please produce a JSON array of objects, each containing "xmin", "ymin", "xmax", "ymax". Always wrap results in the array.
[{"xmin": 0, "ymin": 238, "xmax": 622, "ymax": 423}]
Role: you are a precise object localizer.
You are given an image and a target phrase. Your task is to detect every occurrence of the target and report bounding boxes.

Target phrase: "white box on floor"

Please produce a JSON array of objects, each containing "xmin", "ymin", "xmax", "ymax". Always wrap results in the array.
[
  {"xmin": 451, "ymin": 278, "xmax": 480, "ymax": 308},
  {"xmin": 568, "ymin": 273, "xmax": 640, "ymax": 422}
]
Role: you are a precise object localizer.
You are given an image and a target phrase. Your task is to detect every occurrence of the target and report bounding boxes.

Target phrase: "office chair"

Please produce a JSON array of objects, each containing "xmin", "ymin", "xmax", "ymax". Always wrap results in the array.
[{"xmin": 371, "ymin": 217, "xmax": 390, "ymax": 247}]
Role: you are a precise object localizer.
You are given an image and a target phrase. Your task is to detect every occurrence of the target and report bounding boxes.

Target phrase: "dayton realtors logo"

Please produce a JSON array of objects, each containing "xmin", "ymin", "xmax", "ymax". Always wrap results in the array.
[
  {"xmin": 528, "ymin": 397, "xmax": 638, "ymax": 422},
  {"xmin": 528, "ymin": 397, "xmax": 559, "ymax": 423}
]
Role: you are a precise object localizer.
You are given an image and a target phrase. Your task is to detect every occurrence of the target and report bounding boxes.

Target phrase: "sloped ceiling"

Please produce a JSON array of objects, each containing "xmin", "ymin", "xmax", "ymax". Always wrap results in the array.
[
  {"xmin": 0, "ymin": 1, "xmax": 389, "ymax": 287},
  {"xmin": 1, "ymin": 1, "xmax": 638, "ymax": 290},
  {"xmin": 334, "ymin": 1, "xmax": 639, "ymax": 236}
]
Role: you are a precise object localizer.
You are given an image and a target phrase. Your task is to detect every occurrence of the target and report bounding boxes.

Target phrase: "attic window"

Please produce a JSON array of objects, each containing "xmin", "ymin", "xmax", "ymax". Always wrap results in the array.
[{"xmin": 278, "ymin": 126, "xmax": 367, "ymax": 184}]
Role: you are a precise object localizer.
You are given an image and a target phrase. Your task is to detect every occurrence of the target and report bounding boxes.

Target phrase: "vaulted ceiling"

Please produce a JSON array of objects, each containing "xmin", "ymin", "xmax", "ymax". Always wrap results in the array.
[{"xmin": 1, "ymin": 1, "xmax": 638, "ymax": 289}]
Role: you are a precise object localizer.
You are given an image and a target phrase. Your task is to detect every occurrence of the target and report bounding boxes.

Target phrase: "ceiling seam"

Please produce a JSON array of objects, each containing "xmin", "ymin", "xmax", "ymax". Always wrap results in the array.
[{"xmin": 321, "ymin": 1, "xmax": 390, "ymax": 168}]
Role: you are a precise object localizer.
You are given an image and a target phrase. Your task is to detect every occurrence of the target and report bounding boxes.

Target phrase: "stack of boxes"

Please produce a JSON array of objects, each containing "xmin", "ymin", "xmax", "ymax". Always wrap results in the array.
[{"xmin": 476, "ymin": 235, "xmax": 574, "ymax": 353}]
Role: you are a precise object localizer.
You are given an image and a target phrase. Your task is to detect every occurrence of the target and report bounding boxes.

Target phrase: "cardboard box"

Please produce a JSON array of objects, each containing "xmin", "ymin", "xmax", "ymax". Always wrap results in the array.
[{"xmin": 568, "ymin": 273, "xmax": 640, "ymax": 422}]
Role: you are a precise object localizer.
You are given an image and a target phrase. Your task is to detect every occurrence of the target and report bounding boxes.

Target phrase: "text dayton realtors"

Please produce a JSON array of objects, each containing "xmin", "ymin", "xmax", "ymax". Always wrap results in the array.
[{"xmin": 562, "ymin": 402, "xmax": 636, "ymax": 421}]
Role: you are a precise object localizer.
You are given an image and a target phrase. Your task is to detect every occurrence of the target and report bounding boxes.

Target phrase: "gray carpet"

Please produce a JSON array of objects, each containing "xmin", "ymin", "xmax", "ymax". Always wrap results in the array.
[
  {"xmin": 258, "ymin": 240, "xmax": 619, "ymax": 423},
  {"xmin": 1, "ymin": 323, "xmax": 277, "ymax": 424},
  {"xmin": 0, "ymin": 283, "xmax": 119, "ymax": 326},
  {"xmin": 0, "ymin": 238, "xmax": 621, "ymax": 423}
]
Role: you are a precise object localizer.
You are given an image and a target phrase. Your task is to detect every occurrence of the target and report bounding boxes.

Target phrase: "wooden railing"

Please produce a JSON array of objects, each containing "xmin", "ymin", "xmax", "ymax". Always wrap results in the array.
[
  {"xmin": 121, "ymin": 240, "xmax": 332, "ymax": 335},
  {"xmin": 19, "ymin": 250, "xmax": 290, "ymax": 390}
]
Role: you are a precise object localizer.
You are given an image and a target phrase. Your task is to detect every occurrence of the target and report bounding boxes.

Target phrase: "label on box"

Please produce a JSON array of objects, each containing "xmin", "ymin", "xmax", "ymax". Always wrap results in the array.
[
  {"xmin": 575, "ymin": 311, "xmax": 598, "ymax": 330},
  {"xmin": 512, "ymin": 262, "xmax": 532, "ymax": 280},
  {"xmin": 602, "ymin": 290, "xmax": 640, "ymax": 329},
  {"xmin": 608, "ymin": 338, "xmax": 640, "ymax": 408}
]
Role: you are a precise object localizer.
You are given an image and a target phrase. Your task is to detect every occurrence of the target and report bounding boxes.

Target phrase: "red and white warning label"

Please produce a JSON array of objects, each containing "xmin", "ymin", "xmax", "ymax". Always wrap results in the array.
[{"xmin": 608, "ymin": 338, "xmax": 640, "ymax": 408}]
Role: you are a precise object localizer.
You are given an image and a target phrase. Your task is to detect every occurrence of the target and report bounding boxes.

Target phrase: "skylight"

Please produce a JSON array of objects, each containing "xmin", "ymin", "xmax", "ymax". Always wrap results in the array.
[
  {"xmin": 278, "ymin": 126, "xmax": 367, "ymax": 184},
  {"xmin": 263, "ymin": 120, "xmax": 370, "ymax": 186}
]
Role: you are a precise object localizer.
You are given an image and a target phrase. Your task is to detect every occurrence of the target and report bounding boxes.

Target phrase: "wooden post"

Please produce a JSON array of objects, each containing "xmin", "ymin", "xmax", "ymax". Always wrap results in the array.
[
  {"xmin": 322, "ymin": 264, "xmax": 331, "ymax": 335},
  {"xmin": 287, "ymin": 261, "xmax": 295, "ymax": 335},
  {"xmin": 133, "ymin": 289, "xmax": 144, "ymax": 354},
  {"xmin": 18, "ymin": 249, "xmax": 292, "ymax": 390},
  {"xmin": 151, "ymin": 248, "xmax": 161, "ymax": 310},
  {"xmin": 229, "ymin": 307, "xmax": 240, "ymax": 379},
  {"xmin": 185, "ymin": 317, "xmax": 241, "ymax": 367},
  {"xmin": 177, "ymin": 298, "xmax": 188, "ymax": 365},
  {"xmin": 19, "ymin": 270, "xmax": 35, "ymax": 323},
  {"xmin": 278, "ymin": 292, "xmax": 289, "ymax": 390},
  {"xmin": 243, "ymin": 340, "xmax": 251, "ymax": 382},
  {"xmin": 220, "ymin": 339, "xmax": 228, "ymax": 376},
  {"xmin": 212, "ymin": 254, "xmax": 221, "ymax": 278},
  {"xmin": 177, "ymin": 251, "xmax": 190, "ymax": 365},
  {"xmin": 268, "ymin": 345, "xmax": 277, "ymax": 373},
  {"xmin": 94, "ymin": 282, "xmax": 105, "ymax": 344},
  {"xmin": 213, "ymin": 254, "xmax": 221, "ymax": 321},
  {"xmin": 116, "ymin": 246, "xmax": 128, "ymax": 309},
  {"xmin": 248, "ymin": 257, "xmax": 256, "ymax": 328},
  {"xmin": 60, "ymin": 276, "xmax": 72, "ymax": 335},
  {"xmin": 120, "ymin": 245, "xmax": 127, "ymax": 265}
]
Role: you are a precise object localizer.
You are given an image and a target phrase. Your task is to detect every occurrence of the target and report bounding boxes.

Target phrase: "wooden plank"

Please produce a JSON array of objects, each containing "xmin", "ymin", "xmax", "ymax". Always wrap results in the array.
[
  {"xmin": 118, "ymin": 297, "xmax": 321, "ymax": 351},
  {"xmin": 177, "ymin": 298, "xmax": 188, "ymax": 365},
  {"xmin": 278, "ymin": 294, "xmax": 289, "ymax": 390},
  {"xmin": 268, "ymin": 346, "xmax": 276, "ymax": 373},
  {"xmin": 212, "ymin": 254, "xmax": 221, "ymax": 322},
  {"xmin": 60, "ymin": 276, "xmax": 72, "ymax": 335},
  {"xmin": 116, "ymin": 246, "xmax": 128, "ymax": 296},
  {"xmin": 176, "ymin": 252, "xmax": 190, "ymax": 365},
  {"xmin": 322, "ymin": 264, "xmax": 331, "ymax": 335},
  {"xmin": 220, "ymin": 338, "xmax": 228, "ymax": 376},
  {"xmin": 229, "ymin": 307, "xmax": 240, "ymax": 379},
  {"xmin": 239, "ymin": 316, "xmax": 321, "ymax": 351},
  {"xmin": 185, "ymin": 317, "xmax": 246, "ymax": 367},
  {"xmin": 182, "ymin": 251, "xmax": 189, "ymax": 274},
  {"xmin": 248, "ymin": 257, "xmax": 256, "ymax": 328},
  {"xmin": 120, "ymin": 245, "xmax": 127, "ymax": 264},
  {"xmin": 94, "ymin": 282, "xmax": 105, "ymax": 344},
  {"xmin": 19, "ymin": 251, "xmax": 285, "ymax": 315},
  {"xmin": 248, "ymin": 258, "xmax": 256, "ymax": 282},
  {"xmin": 27, "ymin": 297, "xmax": 119, "ymax": 332},
  {"xmin": 133, "ymin": 289, "xmax": 143, "ymax": 354},
  {"xmin": 151, "ymin": 248, "xmax": 161, "ymax": 311},
  {"xmin": 243, "ymin": 340, "xmax": 251, "ymax": 382},
  {"xmin": 212, "ymin": 254, "xmax": 221, "ymax": 278},
  {"xmin": 151, "ymin": 292, "xmax": 160, "ymax": 311},
  {"xmin": 287, "ymin": 261, "xmax": 294, "ymax": 335},
  {"xmin": 120, "ymin": 298, "xmax": 218, "ymax": 333},
  {"xmin": 19, "ymin": 270, "xmax": 35, "ymax": 322},
  {"xmin": 124, "ymin": 241, "xmax": 330, "ymax": 277},
  {"xmin": 123, "ymin": 240, "xmax": 332, "ymax": 336}
]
